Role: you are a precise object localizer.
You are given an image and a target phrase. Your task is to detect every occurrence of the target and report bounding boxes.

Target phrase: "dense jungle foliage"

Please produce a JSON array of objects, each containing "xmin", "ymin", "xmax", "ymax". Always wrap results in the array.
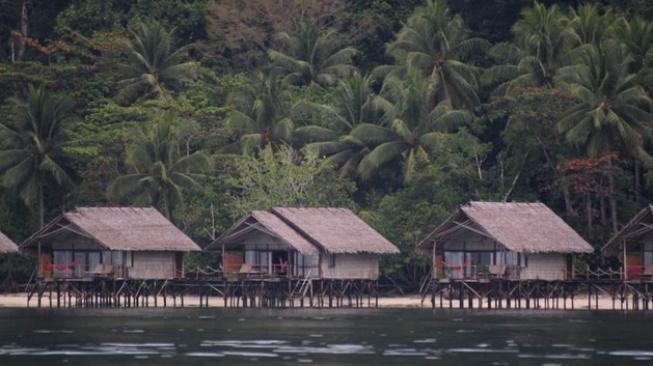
[{"xmin": 1, "ymin": 0, "xmax": 653, "ymax": 287}]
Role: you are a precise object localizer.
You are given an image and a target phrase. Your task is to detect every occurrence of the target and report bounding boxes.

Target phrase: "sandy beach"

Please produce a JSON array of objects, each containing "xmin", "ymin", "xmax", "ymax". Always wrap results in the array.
[{"xmin": 0, "ymin": 292, "xmax": 640, "ymax": 310}]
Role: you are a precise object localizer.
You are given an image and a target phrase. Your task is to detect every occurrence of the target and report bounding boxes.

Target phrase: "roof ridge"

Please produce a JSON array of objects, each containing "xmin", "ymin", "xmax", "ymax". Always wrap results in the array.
[
  {"xmin": 269, "ymin": 208, "xmax": 328, "ymax": 252},
  {"xmin": 271, "ymin": 206, "xmax": 351, "ymax": 211}
]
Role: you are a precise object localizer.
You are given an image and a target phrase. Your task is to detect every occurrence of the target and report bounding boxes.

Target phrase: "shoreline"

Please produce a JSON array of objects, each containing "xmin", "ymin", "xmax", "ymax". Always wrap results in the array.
[{"xmin": 0, "ymin": 293, "xmax": 643, "ymax": 311}]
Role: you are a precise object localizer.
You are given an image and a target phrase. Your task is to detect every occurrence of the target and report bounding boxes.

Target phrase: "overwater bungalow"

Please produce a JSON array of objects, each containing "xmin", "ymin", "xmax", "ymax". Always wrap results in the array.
[
  {"xmin": 602, "ymin": 205, "xmax": 653, "ymax": 280},
  {"xmin": 417, "ymin": 202, "xmax": 593, "ymax": 281},
  {"xmin": 21, "ymin": 207, "xmax": 201, "ymax": 280},
  {"xmin": 206, "ymin": 207, "xmax": 400, "ymax": 280},
  {"xmin": 0, "ymin": 231, "xmax": 18, "ymax": 253}
]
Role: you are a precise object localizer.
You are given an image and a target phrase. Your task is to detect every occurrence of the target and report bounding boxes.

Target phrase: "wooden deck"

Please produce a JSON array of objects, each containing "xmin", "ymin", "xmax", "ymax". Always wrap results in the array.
[
  {"xmin": 420, "ymin": 278, "xmax": 653, "ymax": 311},
  {"xmin": 25, "ymin": 277, "xmax": 380, "ymax": 309}
]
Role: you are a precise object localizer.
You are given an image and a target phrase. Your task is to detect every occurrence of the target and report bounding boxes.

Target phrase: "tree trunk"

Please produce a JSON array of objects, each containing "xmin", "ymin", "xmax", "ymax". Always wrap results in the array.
[
  {"xmin": 607, "ymin": 155, "xmax": 618, "ymax": 234},
  {"xmin": 499, "ymin": 158, "xmax": 504, "ymax": 193},
  {"xmin": 165, "ymin": 200, "xmax": 173, "ymax": 221},
  {"xmin": 561, "ymin": 178, "xmax": 575, "ymax": 217},
  {"xmin": 17, "ymin": 0, "xmax": 28, "ymax": 60},
  {"xmin": 635, "ymin": 160, "xmax": 640, "ymax": 192},
  {"xmin": 600, "ymin": 194, "xmax": 607, "ymax": 226},
  {"xmin": 38, "ymin": 181, "xmax": 44, "ymax": 228},
  {"xmin": 503, "ymin": 169, "xmax": 521, "ymax": 202},
  {"xmin": 474, "ymin": 153, "xmax": 483, "ymax": 180},
  {"xmin": 586, "ymin": 192, "xmax": 592, "ymax": 237},
  {"xmin": 532, "ymin": 133, "xmax": 576, "ymax": 216}
]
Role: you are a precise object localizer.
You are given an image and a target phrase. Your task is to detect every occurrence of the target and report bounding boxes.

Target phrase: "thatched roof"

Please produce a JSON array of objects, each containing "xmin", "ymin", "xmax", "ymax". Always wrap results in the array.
[
  {"xmin": 0, "ymin": 231, "xmax": 18, "ymax": 253},
  {"xmin": 418, "ymin": 201, "xmax": 593, "ymax": 254},
  {"xmin": 206, "ymin": 210, "xmax": 319, "ymax": 255},
  {"xmin": 208, "ymin": 207, "xmax": 399, "ymax": 255},
  {"xmin": 272, "ymin": 207, "xmax": 399, "ymax": 254},
  {"xmin": 23, "ymin": 207, "xmax": 201, "ymax": 252},
  {"xmin": 602, "ymin": 205, "xmax": 653, "ymax": 256}
]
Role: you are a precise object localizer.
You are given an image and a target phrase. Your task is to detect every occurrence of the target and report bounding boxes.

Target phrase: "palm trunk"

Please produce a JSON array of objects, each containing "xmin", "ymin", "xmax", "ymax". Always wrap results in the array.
[
  {"xmin": 600, "ymin": 194, "xmax": 607, "ymax": 226},
  {"xmin": 474, "ymin": 153, "xmax": 483, "ymax": 180},
  {"xmin": 607, "ymin": 155, "xmax": 618, "ymax": 234},
  {"xmin": 586, "ymin": 192, "xmax": 592, "ymax": 237},
  {"xmin": 17, "ymin": 0, "xmax": 28, "ymax": 60},
  {"xmin": 635, "ymin": 161, "xmax": 641, "ymax": 192},
  {"xmin": 38, "ymin": 182, "xmax": 44, "ymax": 228},
  {"xmin": 560, "ymin": 177, "xmax": 575, "ymax": 217},
  {"xmin": 532, "ymin": 132, "xmax": 576, "ymax": 216}
]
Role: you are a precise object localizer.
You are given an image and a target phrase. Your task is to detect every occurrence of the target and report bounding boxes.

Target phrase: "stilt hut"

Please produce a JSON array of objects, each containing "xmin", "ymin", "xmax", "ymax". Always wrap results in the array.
[
  {"xmin": 206, "ymin": 207, "xmax": 399, "ymax": 280},
  {"xmin": 0, "ymin": 231, "xmax": 18, "ymax": 253},
  {"xmin": 418, "ymin": 202, "xmax": 593, "ymax": 281},
  {"xmin": 21, "ymin": 207, "xmax": 201, "ymax": 280},
  {"xmin": 602, "ymin": 205, "xmax": 653, "ymax": 280}
]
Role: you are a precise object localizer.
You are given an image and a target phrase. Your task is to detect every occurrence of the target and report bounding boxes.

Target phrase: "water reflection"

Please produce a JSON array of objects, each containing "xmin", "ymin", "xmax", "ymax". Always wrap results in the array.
[{"xmin": 0, "ymin": 309, "xmax": 652, "ymax": 365}]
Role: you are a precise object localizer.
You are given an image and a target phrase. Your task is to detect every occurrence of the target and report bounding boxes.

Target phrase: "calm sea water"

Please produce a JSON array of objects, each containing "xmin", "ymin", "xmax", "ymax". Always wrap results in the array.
[{"xmin": 0, "ymin": 308, "xmax": 652, "ymax": 365}]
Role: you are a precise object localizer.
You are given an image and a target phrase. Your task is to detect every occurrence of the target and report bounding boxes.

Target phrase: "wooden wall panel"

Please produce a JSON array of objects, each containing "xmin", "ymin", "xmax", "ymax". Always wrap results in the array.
[{"xmin": 224, "ymin": 251, "xmax": 244, "ymax": 275}]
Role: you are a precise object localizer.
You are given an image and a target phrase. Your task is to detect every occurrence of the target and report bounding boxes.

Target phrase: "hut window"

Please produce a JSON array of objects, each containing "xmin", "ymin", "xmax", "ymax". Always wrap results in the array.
[
  {"xmin": 304, "ymin": 255, "xmax": 319, "ymax": 274},
  {"xmin": 444, "ymin": 252, "xmax": 465, "ymax": 279},
  {"xmin": 245, "ymin": 250, "xmax": 271, "ymax": 273},
  {"xmin": 88, "ymin": 252, "xmax": 101, "ymax": 272},
  {"xmin": 245, "ymin": 250, "xmax": 256, "ymax": 266},
  {"xmin": 293, "ymin": 252, "xmax": 304, "ymax": 276},
  {"xmin": 53, "ymin": 251, "xmax": 73, "ymax": 277},
  {"xmin": 519, "ymin": 253, "xmax": 528, "ymax": 267},
  {"xmin": 259, "ymin": 251, "xmax": 271, "ymax": 273},
  {"xmin": 329, "ymin": 254, "xmax": 336, "ymax": 268},
  {"xmin": 644, "ymin": 250, "xmax": 653, "ymax": 267},
  {"xmin": 74, "ymin": 252, "xmax": 88, "ymax": 276},
  {"xmin": 124, "ymin": 251, "xmax": 134, "ymax": 267},
  {"xmin": 112, "ymin": 251, "xmax": 123, "ymax": 266},
  {"xmin": 496, "ymin": 252, "xmax": 519, "ymax": 266}
]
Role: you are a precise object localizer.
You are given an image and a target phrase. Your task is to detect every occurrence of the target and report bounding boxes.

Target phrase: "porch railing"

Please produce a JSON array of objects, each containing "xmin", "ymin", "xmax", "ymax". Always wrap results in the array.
[{"xmin": 438, "ymin": 262, "xmax": 522, "ymax": 280}]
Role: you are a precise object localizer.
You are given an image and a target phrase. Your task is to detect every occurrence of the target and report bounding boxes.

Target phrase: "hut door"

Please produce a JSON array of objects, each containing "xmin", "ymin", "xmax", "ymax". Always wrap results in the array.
[
  {"xmin": 627, "ymin": 253, "xmax": 643, "ymax": 279},
  {"xmin": 39, "ymin": 252, "xmax": 52, "ymax": 279},
  {"xmin": 223, "ymin": 252, "xmax": 243, "ymax": 275}
]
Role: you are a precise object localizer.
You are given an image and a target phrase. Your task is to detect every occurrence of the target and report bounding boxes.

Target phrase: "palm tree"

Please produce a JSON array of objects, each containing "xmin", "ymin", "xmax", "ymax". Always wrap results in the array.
[
  {"xmin": 118, "ymin": 20, "xmax": 198, "ymax": 104},
  {"xmin": 295, "ymin": 72, "xmax": 392, "ymax": 177},
  {"xmin": 0, "ymin": 85, "xmax": 74, "ymax": 228},
  {"xmin": 557, "ymin": 44, "xmax": 653, "ymax": 233},
  {"xmin": 354, "ymin": 71, "xmax": 471, "ymax": 181},
  {"xmin": 483, "ymin": 2, "xmax": 571, "ymax": 95},
  {"xmin": 107, "ymin": 116, "xmax": 212, "ymax": 220},
  {"xmin": 614, "ymin": 16, "xmax": 653, "ymax": 87},
  {"xmin": 224, "ymin": 71, "xmax": 295, "ymax": 153},
  {"xmin": 565, "ymin": 4, "xmax": 614, "ymax": 49},
  {"xmin": 269, "ymin": 22, "xmax": 358, "ymax": 87},
  {"xmin": 380, "ymin": 0, "xmax": 488, "ymax": 110}
]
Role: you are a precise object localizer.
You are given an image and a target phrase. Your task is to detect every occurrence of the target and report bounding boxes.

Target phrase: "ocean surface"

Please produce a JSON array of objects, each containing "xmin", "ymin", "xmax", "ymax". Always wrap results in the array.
[{"xmin": 0, "ymin": 307, "xmax": 651, "ymax": 365}]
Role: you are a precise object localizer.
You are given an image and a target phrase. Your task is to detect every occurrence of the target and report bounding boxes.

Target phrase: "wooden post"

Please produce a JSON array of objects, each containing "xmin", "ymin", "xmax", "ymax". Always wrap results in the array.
[
  {"xmin": 56, "ymin": 282, "xmax": 61, "ymax": 308},
  {"xmin": 623, "ymin": 240, "xmax": 628, "ymax": 281},
  {"xmin": 432, "ymin": 240, "xmax": 437, "ymax": 279},
  {"xmin": 587, "ymin": 284, "xmax": 591, "ymax": 310},
  {"xmin": 458, "ymin": 282, "xmax": 464, "ymax": 309}
]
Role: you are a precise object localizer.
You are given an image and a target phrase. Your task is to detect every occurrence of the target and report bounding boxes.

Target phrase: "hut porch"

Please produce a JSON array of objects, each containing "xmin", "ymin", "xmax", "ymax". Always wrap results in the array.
[
  {"xmin": 222, "ymin": 246, "xmax": 320, "ymax": 279},
  {"xmin": 603, "ymin": 205, "xmax": 653, "ymax": 281}
]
